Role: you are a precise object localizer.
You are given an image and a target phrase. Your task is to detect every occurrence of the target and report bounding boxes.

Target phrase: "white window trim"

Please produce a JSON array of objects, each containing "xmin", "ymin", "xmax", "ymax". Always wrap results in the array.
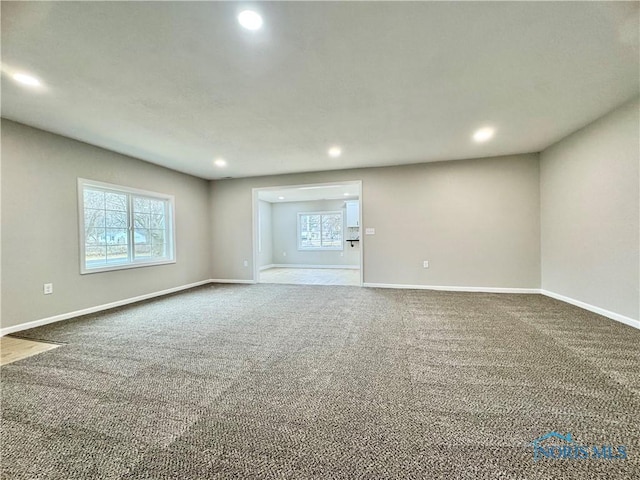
[
  {"xmin": 78, "ymin": 178, "xmax": 176, "ymax": 274},
  {"xmin": 297, "ymin": 210, "xmax": 344, "ymax": 251}
]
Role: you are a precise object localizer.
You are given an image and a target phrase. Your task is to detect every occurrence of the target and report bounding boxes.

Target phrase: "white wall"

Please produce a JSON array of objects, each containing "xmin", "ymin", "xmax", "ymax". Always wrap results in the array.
[
  {"xmin": 540, "ymin": 97, "xmax": 639, "ymax": 321},
  {"xmin": 257, "ymin": 200, "xmax": 273, "ymax": 268},
  {"xmin": 1, "ymin": 120, "xmax": 212, "ymax": 330},
  {"xmin": 210, "ymin": 154, "xmax": 540, "ymax": 288},
  {"xmin": 4, "ymin": 100, "xmax": 637, "ymax": 332},
  {"xmin": 270, "ymin": 199, "xmax": 360, "ymax": 267}
]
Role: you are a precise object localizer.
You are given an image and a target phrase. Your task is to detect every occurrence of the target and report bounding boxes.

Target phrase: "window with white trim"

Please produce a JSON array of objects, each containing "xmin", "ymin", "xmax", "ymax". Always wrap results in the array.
[
  {"xmin": 298, "ymin": 211, "xmax": 343, "ymax": 250},
  {"xmin": 78, "ymin": 179, "xmax": 175, "ymax": 273}
]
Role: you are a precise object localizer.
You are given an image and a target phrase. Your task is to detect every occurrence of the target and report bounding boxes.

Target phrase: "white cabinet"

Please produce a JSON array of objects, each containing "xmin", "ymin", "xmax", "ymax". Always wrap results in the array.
[{"xmin": 345, "ymin": 201, "xmax": 359, "ymax": 227}]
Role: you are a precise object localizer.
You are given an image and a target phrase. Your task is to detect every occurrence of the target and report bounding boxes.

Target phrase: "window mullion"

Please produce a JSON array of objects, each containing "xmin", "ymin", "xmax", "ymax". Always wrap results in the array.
[{"xmin": 128, "ymin": 194, "xmax": 134, "ymax": 263}]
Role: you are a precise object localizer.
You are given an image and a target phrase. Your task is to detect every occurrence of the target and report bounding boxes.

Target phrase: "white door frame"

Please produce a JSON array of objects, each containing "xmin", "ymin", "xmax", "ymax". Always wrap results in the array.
[{"xmin": 251, "ymin": 180, "xmax": 363, "ymax": 286}]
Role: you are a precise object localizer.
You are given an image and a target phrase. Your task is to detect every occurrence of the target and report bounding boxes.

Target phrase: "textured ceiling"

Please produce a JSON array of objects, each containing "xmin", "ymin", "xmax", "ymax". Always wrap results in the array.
[{"xmin": 1, "ymin": 1, "xmax": 638, "ymax": 180}]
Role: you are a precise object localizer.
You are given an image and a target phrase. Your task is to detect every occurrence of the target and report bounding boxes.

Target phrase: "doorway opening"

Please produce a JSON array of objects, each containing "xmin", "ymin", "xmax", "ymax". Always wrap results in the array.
[{"xmin": 252, "ymin": 181, "xmax": 363, "ymax": 286}]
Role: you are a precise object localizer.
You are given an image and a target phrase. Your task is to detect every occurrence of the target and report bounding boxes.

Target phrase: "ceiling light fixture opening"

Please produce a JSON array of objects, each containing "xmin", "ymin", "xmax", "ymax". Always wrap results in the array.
[
  {"xmin": 328, "ymin": 146, "xmax": 342, "ymax": 158},
  {"xmin": 473, "ymin": 127, "xmax": 495, "ymax": 143},
  {"xmin": 278, "ymin": 196, "xmax": 285, "ymax": 200},
  {"xmin": 214, "ymin": 158, "xmax": 227, "ymax": 167},
  {"xmin": 238, "ymin": 10, "xmax": 263, "ymax": 31},
  {"xmin": 12, "ymin": 72, "xmax": 41, "ymax": 87}
]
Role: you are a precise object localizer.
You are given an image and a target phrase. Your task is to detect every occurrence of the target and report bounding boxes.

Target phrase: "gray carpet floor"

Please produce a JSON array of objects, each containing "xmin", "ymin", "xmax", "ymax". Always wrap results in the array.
[{"xmin": 1, "ymin": 284, "xmax": 639, "ymax": 479}]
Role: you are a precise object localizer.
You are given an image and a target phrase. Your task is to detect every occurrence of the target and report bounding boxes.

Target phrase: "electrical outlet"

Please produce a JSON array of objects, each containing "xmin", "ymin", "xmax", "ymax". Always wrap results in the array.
[
  {"xmin": 423, "ymin": 261, "xmax": 429, "ymax": 269},
  {"xmin": 43, "ymin": 283, "xmax": 53, "ymax": 295},
  {"xmin": 282, "ymin": 252, "xmax": 287, "ymax": 257},
  {"xmin": 243, "ymin": 260, "xmax": 248, "ymax": 267}
]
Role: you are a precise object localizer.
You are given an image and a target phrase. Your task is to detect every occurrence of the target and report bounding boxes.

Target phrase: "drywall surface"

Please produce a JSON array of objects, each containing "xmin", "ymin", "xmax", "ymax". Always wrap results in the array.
[
  {"xmin": 257, "ymin": 200, "xmax": 273, "ymax": 268},
  {"xmin": 1, "ymin": 120, "xmax": 211, "ymax": 329},
  {"xmin": 541, "ymin": 97, "xmax": 639, "ymax": 320},
  {"xmin": 210, "ymin": 154, "xmax": 540, "ymax": 287}
]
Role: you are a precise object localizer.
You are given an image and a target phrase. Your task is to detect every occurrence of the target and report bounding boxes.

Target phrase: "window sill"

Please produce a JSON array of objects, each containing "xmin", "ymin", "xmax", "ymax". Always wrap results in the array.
[{"xmin": 80, "ymin": 259, "xmax": 176, "ymax": 275}]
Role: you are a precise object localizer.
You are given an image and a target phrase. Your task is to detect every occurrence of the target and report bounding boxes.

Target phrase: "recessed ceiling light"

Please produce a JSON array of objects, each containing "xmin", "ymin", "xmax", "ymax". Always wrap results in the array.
[
  {"xmin": 278, "ymin": 196, "xmax": 285, "ymax": 200},
  {"xmin": 473, "ymin": 127, "xmax": 495, "ymax": 143},
  {"xmin": 238, "ymin": 10, "xmax": 263, "ymax": 30},
  {"xmin": 344, "ymin": 193, "xmax": 350, "ymax": 196},
  {"xmin": 214, "ymin": 158, "xmax": 227, "ymax": 167},
  {"xmin": 328, "ymin": 146, "xmax": 342, "ymax": 158},
  {"xmin": 12, "ymin": 72, "xmax": 41, "ymax": 87}
]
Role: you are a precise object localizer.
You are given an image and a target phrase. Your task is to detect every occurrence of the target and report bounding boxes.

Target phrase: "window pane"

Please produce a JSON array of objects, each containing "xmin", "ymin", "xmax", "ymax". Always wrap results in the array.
[
  {"xmin": 105, "ymin": 211, "xmax": 127, "ymax": 228},
  {"xmin": 300, "ymin": 214, "xmax": 321, "ymax": 248},
  {"xmin": 105, "ymin": 192, "xmax": 127, "ymax": 212},
  {"xmin": 134, "ymin": 243, "xmax": 152, "ymax": 259},
  {"xmin": 151, "ymin": 243, "xmax": 166, "ymax": 257},
  {"xmin": 133, "ymin": 197, "xmax": 150, "ymax": 213},
  {"xmin": 84, "ymin": 189, "xmax": 104, "ymax": 209},
  {"xmin": 151, "ymin": 214, "xmax": 165, "ymax": 229},
  {"xmin": 106, "ymin": 244, "xmax": 129, "ymax": 262},
  {"xmin": 85, "ymin": 208, "xmax": 105, "ymax": 231},
  {"xmin": 150, "ymin": 229, "xmax": 165, "ymax": 244},
  {"xmin": 321, "ymin": 214, "xmax": 342, "ymax": 247},
  {"xmin": 298, "ymin": 211, "xmax": 343, "ymax": 250},
  {"xmin": 85, "ymin": 224, "xmax": 104, "ymax": 244},
  {"xmin": 134, "ymin": 228, "xmax": 149, "ymax": 245},
  {"xmin": 105, "ymin": 228, "xmax": 128, "ymax": 245},
  {"xmin": 148, "ymin": 199, "xmax": 165, "ymax": 215},
  {"xmin": 133, "ymin": 212, "xmax": 151, "ymax": 230},
  {"xmin": 85, "ymin": 245, "xmax": 107, "ymax": 267},
  {"xmin": 81, "ymin": 180, "xmax": 174, "ymax": 272}
]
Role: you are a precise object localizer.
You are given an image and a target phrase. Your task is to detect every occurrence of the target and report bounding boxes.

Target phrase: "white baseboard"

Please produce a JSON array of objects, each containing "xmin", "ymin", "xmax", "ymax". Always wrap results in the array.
[
  {"xmin": 209, "ymin": 279, "xmax": 256, "ymax": 284},
  {"xmin": 0, "ymin": 279, "xmax": 213, "ymax": 337},
  {"xmin": 362, "ymin": 283, "xmax": 639, "ymax": 330},
  {"xmin": 4, "ymin": 280, "xmax": 635, "ymax": 337},
  {"xmin": 363, "ymin": 283, "xmax": 540, "ymax": 294},
  {"xmin": 268, "ymin": 264, "xmax": 360, "ymax": 270},
  {"xmin": 540, "ymin": 290, "xmax": 639, "ymax": 330},
  {"xmin": 259, "ymin": 264, "xmax": 277, "ymax": 271}
]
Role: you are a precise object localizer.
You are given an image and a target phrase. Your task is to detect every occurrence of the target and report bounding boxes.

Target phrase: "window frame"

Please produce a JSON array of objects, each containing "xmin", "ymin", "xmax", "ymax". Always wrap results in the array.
[
  {"xmin": 78, "ymin": 178, "xmax": 176, "ymax": 274},
  {"xmin": 297, "ymin": 210, "xmax": 344, "ymax": 251}
]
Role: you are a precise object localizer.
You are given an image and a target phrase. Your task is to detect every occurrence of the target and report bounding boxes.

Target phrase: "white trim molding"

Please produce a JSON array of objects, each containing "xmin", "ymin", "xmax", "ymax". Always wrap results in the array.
[
  {"xmin": 209, "ymin": 279, "xmax": 256, "ymax": 284},
  {"xmin": 251, "ymin": 180, "xmax": 364, "ymax": 287},
  {"xmin": 363, "ymin": 283, "xmax": 540, "ymax": 294},
  {"xmin": 0, "ymin": 279, "xmax": 212, "ymax": 337},
  {"xmin": 268, "ymin": 264, "xmax": 360, "ymax": 270},
  {"xmin": 541, "ymin": 290, "xmax": 640, "ymax": 330},
  {"xmin": 363, "ymin": 283, "xmax": 639, "ymax": 330},
  {"xmin": 3, "ymin": 281, "xmax": 636, "ymax": 337}
]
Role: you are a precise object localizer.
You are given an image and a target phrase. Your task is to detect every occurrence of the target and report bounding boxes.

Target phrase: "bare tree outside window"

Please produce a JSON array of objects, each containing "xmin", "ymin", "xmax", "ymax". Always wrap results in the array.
[
  {"xmin": 298, "ymin": 211, "xmax": 343, "ymax": 250},
  {"xmin": 79, "ymin": 179, "xmax": 174, "ymax": 273}
]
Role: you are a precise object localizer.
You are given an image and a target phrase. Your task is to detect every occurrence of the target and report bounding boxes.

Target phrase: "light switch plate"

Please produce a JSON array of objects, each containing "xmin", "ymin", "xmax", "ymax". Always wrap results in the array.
[{"xmin": 365, "ymin": 228, "xmax": 375, "ymax": 235}]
